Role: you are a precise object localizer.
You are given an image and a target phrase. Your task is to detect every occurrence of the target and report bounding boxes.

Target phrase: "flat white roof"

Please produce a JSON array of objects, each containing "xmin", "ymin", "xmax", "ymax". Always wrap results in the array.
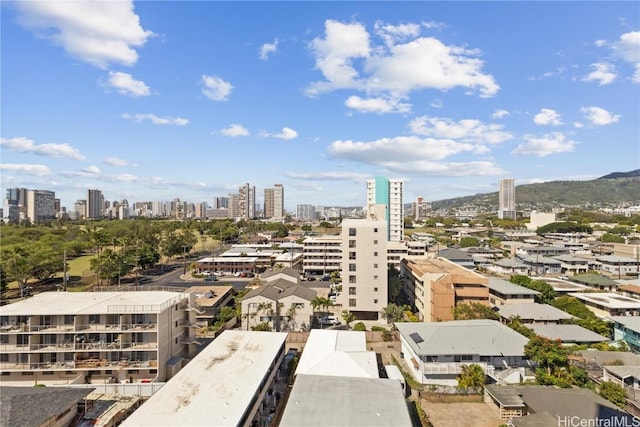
[
  {"xmin": 121, "ymin": 330, "xmax": 287, "ymax": 427},
  {"xmin": 279, "ymin": 375, "xmax": 412, "ymax": 427},
  {"xmin": 0, "ymin": 291, "xmax": 185, "ymax": 315},
  {"xmin": 295, "ymin": 330, "xmax": 379, "ymax": 378},
  {"xmin": 569, "ymin": 293, "xmax": 640, "ymax": 309}
]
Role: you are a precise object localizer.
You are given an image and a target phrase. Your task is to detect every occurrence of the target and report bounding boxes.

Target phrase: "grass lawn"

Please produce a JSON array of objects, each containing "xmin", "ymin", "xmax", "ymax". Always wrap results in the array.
[{"xmin": 65, "ymin": 254, "xmax": 95, "ymax": 278}]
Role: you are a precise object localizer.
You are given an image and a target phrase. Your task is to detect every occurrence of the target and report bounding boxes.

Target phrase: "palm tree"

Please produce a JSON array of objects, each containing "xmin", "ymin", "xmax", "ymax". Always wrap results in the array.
[
  {"xmin": 341, "ymin": 310, "xmax": 355, "ymax": 330},
  {"xmin": 457, "ymin": 364, "xmax": 485, "ymax": 388},
  {"xmin": 311, "ymin": 296, "xmax": 333, "ymax": 329}
]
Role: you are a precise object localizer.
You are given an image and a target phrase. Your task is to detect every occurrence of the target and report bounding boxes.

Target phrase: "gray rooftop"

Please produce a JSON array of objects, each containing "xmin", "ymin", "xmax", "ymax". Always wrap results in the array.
[
  {"xmin": 261, "ymin": 267, "xmax": 300, "ymax": 281},
  {"xmin": 487, "ymin": 278, "xmax": 540, "ymax": 296},
  {"xmin": 1, "ymin": 386, "xmax": 93, "ymax": 427},
  {"xmin": 528, "ymin": 324, "xmax": 609, "ymax": 343},
  {"xmin": 243, "ymin": 281, "xmax": 316, "ymax": 302},
  {"xmin": 604, "ymin": 365, "xmax": 640, "ymax": 380},
  {"xmin": 608, "ymin": 316, "xmax": 640, "ymax": 333},
  {"xmin": 577, "ymin": 350, "xmax": 640, "ymax": 367},
  {"xmin": 498, "ymin": 303, "xmax": 575, "ymax": 322},
  {"xmin": 395, "ymin": 319, "xmax": 529, "ymax": 357},
  {"xmin": 279, "ymin": 374, "xmax": 412, "ymax": 427},
  {"xmin": 492, "ymin": 258, "xmax": 528, "ymax": 268}
]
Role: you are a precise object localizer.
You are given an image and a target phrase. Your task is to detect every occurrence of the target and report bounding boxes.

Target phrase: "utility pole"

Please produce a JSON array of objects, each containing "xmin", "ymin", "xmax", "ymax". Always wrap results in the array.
[
  {"xmin": 63, "ymin": 248, "xmax": 67, "ymax": 291},
  {"xmin": 183, "ymin": 246, "xmax": 188, "ymax": 275}
]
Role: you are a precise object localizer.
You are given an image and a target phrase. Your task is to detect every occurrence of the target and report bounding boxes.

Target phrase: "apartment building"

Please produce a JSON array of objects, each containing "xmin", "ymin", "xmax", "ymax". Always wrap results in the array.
[
  {"xmin": 340, "ymin": 219, "xmax": 388, "ymax": 320},
  {"xmin": 302, "ymin": 234, "xmax": 342, "ymax": 277},
  {"xmin": 26, "ymin": 189, "xmax": 56, "ymax": 224},
  {"xmin": 264, "ymin": 184, "xmax": 284, "ymax": 220},
  {"xmin": 400, "ymin": 257, "xmax": 489, "ymax": 322},
  {"xmin": 366, "ymin": 177, "xmax": 404, "ymax": 242},
  {"xmin": 86, "ymin": 189, "xmax": 104, "ymax": 219},
  {"xmin": 0, "ymin": 290, "xmax": 197, "ymax": 385},
  {"xmin": 498, "ymin": 178, "xmax": 516, "ymax": 220}
]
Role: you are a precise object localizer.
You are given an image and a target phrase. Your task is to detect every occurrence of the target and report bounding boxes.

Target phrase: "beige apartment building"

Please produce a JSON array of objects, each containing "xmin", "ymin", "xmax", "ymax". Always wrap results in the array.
[
  {"xmin": 302, "ymin": 234, "xmax": 342, "ymax": 277},
  {"xmin": 0, "ymin": 290, "xmax": 197, "ymax": 385},
  {"xmin": 400, "ymin": 257, "xmax": 489, "ymax": 322},
  {"xmin": 340, "ymin": 219, "xmax": 388, "ymax": 320}
]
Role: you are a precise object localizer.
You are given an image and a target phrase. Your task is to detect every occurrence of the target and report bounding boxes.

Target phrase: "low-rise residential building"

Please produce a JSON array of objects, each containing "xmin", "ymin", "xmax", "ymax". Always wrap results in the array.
[
  {"xmin": 261, "ymin": 267, "xmax": 299, "ymax": 284},
  {"xmin": 596, "ymin": 255, "xmax": 640, "ymax": 278},
  {"xmin": 608, "ymin": 316, "xmax": 640, "ymax": 352},
  {"xmin": 197, "ymin": 255, "xmax": 259, "ymax": 275},
  {"xmin": 396, "ymin": 320, "xmax": 530, "ymax": 386},
  {"xmin": 618, "ymin": 284, "xmax": 640, "ymax": 300},
  {"xmin": 486, "ymin": 278, "xmax": 540, "ymax": 307},
  {"xmin": 302, "ymin": 234, "xmax": 342, "ymax": 277},
  {"xmin": 551, "ymin": 254, "xmax": 590, "ymax": 275},
  {"xmin": 516, "ymin": 254, "xmax": 562, "ymax": 275},
  {"xmin": 400, "ymin": 257, "xmax": 489, "ymax": 322},
  {"xmin": 436, "ymin": 247, "xmax": 475, "ymax": 269},
  {"xmin": 528, "ymin": 324, "xmax": 609, "ymax": 345},
  {"xmin": 570, "ymin": 272, "xmax": 619, "ymax": 291},
  {"xmin": 241, "ymin": 280, "xmax": 316, "ymax": 332},
  {"xmin": 186, "ymin": 285, "xmax": 234, "ymax": 327},
  {"xmin": 121, "ymin": 330, "xmax": 288, "ymax": 427},
  {"xmin": 487, "ymin": 258, "xmax": 529, "ymax": 276},
  {"xmin": 497, "ymin": 303, "xmax": 575, "ymax": 325},
  {"xmin": 569, "ymin": 292, "xmax": 640, "ymax": 318},
  {"xmin": 0, "ymin": 290, "xmax": 196, "ymax": 385}
]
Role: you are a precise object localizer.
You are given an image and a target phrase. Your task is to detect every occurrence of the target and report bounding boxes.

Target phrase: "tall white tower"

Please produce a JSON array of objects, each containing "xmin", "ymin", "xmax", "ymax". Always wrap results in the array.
[
  {"xmin": 366, "ymin": 177, "xmax": 404, "ymax": 242},
  {"xmin": 498, "ymin": 178, "xmax": 516, "ymax": 220}
]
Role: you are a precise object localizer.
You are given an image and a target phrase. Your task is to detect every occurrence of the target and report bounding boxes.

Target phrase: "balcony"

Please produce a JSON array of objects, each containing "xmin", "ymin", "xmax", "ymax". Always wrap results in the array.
[{"xmin": 76, "ymin": 323, "xmax": 157, "ymax": 332}]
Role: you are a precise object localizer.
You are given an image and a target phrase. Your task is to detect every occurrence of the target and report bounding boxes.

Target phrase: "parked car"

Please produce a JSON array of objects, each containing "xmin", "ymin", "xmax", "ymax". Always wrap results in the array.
[
  {"xmin": 204, "ymin": 276, "xmax": 218, "ymax": 282},
  {"xmin": 320, "ymin": 315, "xmax": 340, "ymax": 326}
]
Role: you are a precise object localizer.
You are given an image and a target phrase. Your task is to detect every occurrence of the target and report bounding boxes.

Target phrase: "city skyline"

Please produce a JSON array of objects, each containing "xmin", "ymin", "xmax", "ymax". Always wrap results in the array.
[{"xmin": 1, "ymin": 2, "xmax": 638, "ymax": 211}]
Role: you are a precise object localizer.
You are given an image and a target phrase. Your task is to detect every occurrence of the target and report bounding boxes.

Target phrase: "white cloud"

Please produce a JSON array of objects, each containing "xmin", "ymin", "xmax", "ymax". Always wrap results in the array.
[
  {"xmin": 345, "ymin": 95, "xmax": 411, "ymax": 114},
  {"xmin": 121, "ymin": 113, "xmax": 188, "ymax": 126},
  {"xmin": 104, "ymin": 71, "xmax": 151, "ymax": 97},
  {"xmin": 533, "ymin": 108, "xmax": 563, "ymax": 126},
  {"xmin": 15, "ymin": 0, "xmax": 153, "ymax": 68},
  {"xmin": 82, "ymin": 165, "xmax": 101, "ymax": 174},
  {"xmin": 307, "ymin": 19, "xmax": 499, "ymax": 101},
  {"xmin": 581, "ymin": 106, "xmax": 620, "ymax": 126},
  {"xmin": 429, "ymin": 99, "xmax": 443, "ymax": 109},
  {"xmin": 374, "ymin": 21, "xmax": 421, "ymax": 47},
  {"xmin": 512, "ymin": 132, "xmax": 577, "ymax": 157},
  {"xmin": 409, "ymin": 116, "xmax": 513, "ymax": 144},
  {"xmin": 328, "ymin": 135, "xmax": 475, "ymax": 164},
  {"xmin": 0, "ymin": 163, "xmax": 52, "ymax": 176},
  {"xmin": 0, "ymin": 136, "xmax": 86, "ymax": 160},
  {"xmin": 612, "ymin": 31, "xmax": 640, "ymax": 63},
  {"xmin": 286, "ymin": 171, "xmax": 370, "ymax": 182},
  {"xmin": 259, "ymin": 38, "xmax": 278, "ymax": 60},
  {"xmin": 273, "ymin": 127, "xmax": 298, "ymax": 140},
  {"xmin": 594, "ymin": 39, "xmax": 607, "ymax": 47},
  {"xmin": 492, "ymin": 109, "xmax": 510, "ymax": 119},
  {"xmin": 104, "ymin": 157, "xmax": 129, "ymax": 167},
  {"xmin": 221, "ymin": 124, "xmax": 250, "ymax": 137},
  {"xmin": 381, "ymin": 160, "xmax": 505, "ymax": 176},
  {"xmin": 582, "ymin": 62, "xmax": 617, "ymax": 85},
  {"xmin": 201, "ymin": 75, "xmax": 233, "ymax": 101},
  {"xmin": 573, "ymin": 122, "xmax": 584, "ymax": 128}
]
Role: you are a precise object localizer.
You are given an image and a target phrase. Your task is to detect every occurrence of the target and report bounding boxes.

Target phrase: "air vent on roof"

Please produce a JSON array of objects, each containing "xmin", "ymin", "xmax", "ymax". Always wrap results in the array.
[{"xmin": 410, "ymin": 332, "xmax": 424, "ymax": 344}]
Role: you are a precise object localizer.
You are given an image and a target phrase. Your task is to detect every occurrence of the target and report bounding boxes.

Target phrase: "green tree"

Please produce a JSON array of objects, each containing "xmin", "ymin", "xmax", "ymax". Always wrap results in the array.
[
  {"xmin": 459, "ymin": 237, "xmax": 480, "ymax": 248},
  {"xmin": 601, "ymin": 233, "xmax": 625, "ymax": 243},
  {"xmin": 311, "ymin": 296, "xmax": 333, "ymax": 328},
  {"xmin": 380, "ymin": 303, "xmax": 410, "ymax": 326},
  {"xmin": 353, "ymin": 322, "xmax": 366, "ymax": 331},
  {"xmin": 599, "ymin": 381, "xmax": 627, "ymax": 408},
  {"xmin": 453, "ymin": 302, "xmax": 499, "ymax": 320},
  {"xmin": 524, "ymin": 335, "xmax": 568, "ymax": 376},
  {"xmin": 388, "ymin": 266, "xmax": 401, "ymax": 302},
  {"xmin": 341, "ymin": 310, "xmax": 356, "ymax": 330},
  {"xmin": 457, "ymin": 364, "xmax": 485, "ymax": 388}
]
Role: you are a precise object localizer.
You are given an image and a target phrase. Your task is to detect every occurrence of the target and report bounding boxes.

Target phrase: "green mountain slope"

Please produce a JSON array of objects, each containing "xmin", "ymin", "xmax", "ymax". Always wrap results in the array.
[{"xmin": 432, "ymin": 171, "xmax": 640, "ymax": 211}]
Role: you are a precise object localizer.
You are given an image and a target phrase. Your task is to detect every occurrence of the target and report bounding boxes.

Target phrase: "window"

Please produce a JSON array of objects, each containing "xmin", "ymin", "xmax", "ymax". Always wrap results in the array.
[
  {"xmin": 373, "ymin": 264, "xmax": 378, "ymax": 269},
  {"xmin": 0, "ymin": 354, "xmax": 8, "ymax": 362},
  {"xmin": 373, "ymin": 251, "xmax": 378, "ymax": 256},
  {"xmin": 88, "ymin": 314, "xmax": 100, "ymax": 325},
  {"xmin": 349, "ymin": 275, "xmax": 356, "ymax": 284},
  {"xmin": 374, "ymin": 228, "xmax": 378, "ymax": 232},
  {"xmin": 349, "ymin": 252, "xmax": 356, "ymax": 260},
  {"xmin": 374, "ymin": 287, "xmax": 378, "ymax": 292},
  {"xmin": 349, "ymin": 240, "xmax": 356, "ymax": 248},
  {"xmin": 349, "ymin": 287, "xmax": 356, "ymax": 295},
  {"xmin": 0, "ymin": 335, "xmax": 7, "ymax": 344},
  {"xmin": 349, "ymin": 299, "xmax": 356, "ymax": 308},
  {"xmin": 349, "ymin": 264, "xmax": 356, "ymax": 272},
  {"xmin": 374, "ymin": 299, "xmax": 378, "ymax": 304},
  {"xmin": 349, "ymin": 228, "xmax": 356, "ymax": 236},
  {"xmin": 373, "ymin": 240, "xmax": 378, "ymax": 245}
]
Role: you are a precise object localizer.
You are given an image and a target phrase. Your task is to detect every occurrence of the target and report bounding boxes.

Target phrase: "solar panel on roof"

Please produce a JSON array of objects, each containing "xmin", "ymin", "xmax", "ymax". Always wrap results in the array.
[{"xmin": 409, "ymin": 332, "xmax": 424, "ymax": 344}]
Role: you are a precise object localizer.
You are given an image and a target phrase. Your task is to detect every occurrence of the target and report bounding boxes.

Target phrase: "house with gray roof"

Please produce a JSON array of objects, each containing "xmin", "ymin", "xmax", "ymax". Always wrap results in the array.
[
  {"xmin": 436, "ymin": 247, "xmax": 475, "ymax": 268},
  {"xmin": 551, "ymin": 254, "xmax": 590, "ymax": 275},
  {"xmin": 487, "ymin": 278, "xmax": 540, "ymax": 307},
  {"xmin": 528, "ymin": 324, "xmax": 609, "ymax": 345},
  {"xmin": 1, "ymin": 386, "xmax": 93, "ymax": 427},
  {"xmin": 261, "ymin": 267, "xmax": 300, "ymax": 284},
  {"xmin": 241, "ymin": 281, "xmax": 316, "ymax": 331},
  {"xmin": 395, "ymin": 320, "xmax": 530, "ymax": 386},
  {"xmin": 487, "ymin": 257, "xmax": 529, "ymax": 276},
  {"xmin": 596, "ymin": 255, "xmax": 640, "ymax": 277},
  {"xmin": 497, "ymin": 302, "xmax": 575, "ymax": 324},
  {"xmin": 516, "ymin": 254, "xmax": 562, "ymax": 275},
  {"xmin": 608, "ymin": 316, "xmax": 640, "ymax": 352}
]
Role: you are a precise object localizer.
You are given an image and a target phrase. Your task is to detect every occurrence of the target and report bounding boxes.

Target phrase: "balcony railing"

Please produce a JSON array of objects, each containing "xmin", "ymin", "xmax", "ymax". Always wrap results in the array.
[
  {"xmin": 0, "ymin": 323, "xmax": 158, "ymax": 333},
  {"xmin": 0, "ymin": 359, "xmax": 159, "ymax": 371}
]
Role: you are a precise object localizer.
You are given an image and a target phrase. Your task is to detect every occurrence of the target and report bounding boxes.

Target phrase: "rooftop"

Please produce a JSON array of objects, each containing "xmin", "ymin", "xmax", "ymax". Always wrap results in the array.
[
  {"xmin": 395, "ymin": 319, "xmax": 529, "ymax": 357},
  {"xmin": 279, "ymin": 375, "xmax": 412, "ymax": 427},
  {"xmin": 1, "ymin": 386, "xmax": 93, "ymax": 427},
  {"xmin": 0, "ymin": 291, "xmax": 186, "ymax": 315},
  {"xmin": 569, "ymin": 292, "xmax": 640, "ymax": 309},
  {"xmin": 487, "ymin": 278, "xmax": 540, "ymax": 296},
  {"xmin": 295, "ymin": 330, "xmax": 378, "ymax": 378},
  {"xmin": 121, "ymin": 330, "xmax": 288, "ymax": 427},
  {"xmin": 497, "ymin": 303, "xmax": 575, "ymax": 322},
  {"xmin": 186, "ymin": 285, "xmax": 234, "ymax": 308},
  {"xmin": 607, "ymin": 315, "xmax": 640, "ymax": 333},
  {"xmin": 528, "ymin": 324, "xmax": 609, "ymax": 343},
  {"xmin": 571, "ymin": 273, "xmax": 618, "ymax": 287}
]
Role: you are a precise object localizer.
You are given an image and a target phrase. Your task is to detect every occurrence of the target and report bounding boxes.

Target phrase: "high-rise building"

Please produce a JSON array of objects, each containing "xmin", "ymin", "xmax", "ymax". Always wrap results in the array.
[
  {"xmin": 26, "ymin": 189, "xmax": 56, "ymax": 224},
  {"xmin": 296, "ymin": 204, "xmax": 317, "ymax": 221},
  {"xmin": 366, "ymin": 177, "xmax": 404, "ymax": 242},
  {"xmin": 340, "ymin": 218, "xmax": 388, "ymax": 320},
  {"xmin": 86, "ymin": 189, "xmax": 104, "ymax": 219},
  {"xmin": 239, "ymin": 183, "xmax": 255, "ymax": 219},
  {"xmin": 498, "ymin": 178, "xmax": 516, "ymax": 220},
  {"xmin": 228, "ymin": 193, "xmax": 241, "ymax": 219},
  {"xmin": 264, "ymin": 184, "xmax": 284, "ymax": 220},
  {"xmin": 213, "ymin": 196, "xmax": 229, "ymax": 209},
  {"xmin": 6, "ymin": 187, "xmax": 28, "ymax": 217}
]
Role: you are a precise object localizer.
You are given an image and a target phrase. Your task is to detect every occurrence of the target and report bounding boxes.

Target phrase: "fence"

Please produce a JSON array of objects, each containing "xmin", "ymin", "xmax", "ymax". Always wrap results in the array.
[{"xmin": 66, "ymin": 382, "xmax": 166, "ymax": 397}]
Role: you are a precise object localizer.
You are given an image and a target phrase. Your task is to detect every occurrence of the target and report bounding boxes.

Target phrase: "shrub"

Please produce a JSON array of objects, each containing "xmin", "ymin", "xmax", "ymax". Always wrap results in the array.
[
  {"xmin": 371, "ymin": 325, "xmax": 386, "ymax": 332},
  {"xmin": 353, "ymin": 322, "xmax": 366, "ymax": 331}
]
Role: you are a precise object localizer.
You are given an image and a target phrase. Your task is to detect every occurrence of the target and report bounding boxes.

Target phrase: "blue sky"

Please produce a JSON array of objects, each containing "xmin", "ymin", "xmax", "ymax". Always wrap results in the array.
[{"xmin": 1, "ymin": 1, "xmax": 639, "ymax": 212}]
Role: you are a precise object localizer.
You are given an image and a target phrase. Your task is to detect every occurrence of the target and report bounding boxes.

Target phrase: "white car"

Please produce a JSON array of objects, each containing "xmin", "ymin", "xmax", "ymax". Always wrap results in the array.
[{"xmin": 321, "ymin": 315, "xmax": 340, "ymax": 326}]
